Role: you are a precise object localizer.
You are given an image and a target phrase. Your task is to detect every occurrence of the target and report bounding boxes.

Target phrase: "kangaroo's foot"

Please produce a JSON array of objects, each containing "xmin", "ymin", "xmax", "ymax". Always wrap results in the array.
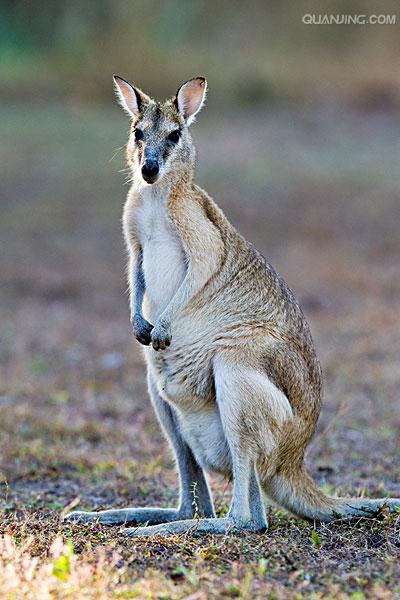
[
  {"xmin": 123, "ymin": 516, "xmax": 267, "ymax": 537},
  {"xmin": 63, "ymin": 507, "xmax": 192, "ymax": 526}
]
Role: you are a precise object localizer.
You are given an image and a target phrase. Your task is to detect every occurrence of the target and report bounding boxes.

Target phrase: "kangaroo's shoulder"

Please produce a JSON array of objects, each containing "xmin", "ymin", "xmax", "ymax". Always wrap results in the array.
[
  {"xmin": 192, "ymin": 183, "xmax": 232, "ymax": 232},
  {"xmin": 168, "ymin": 182, "xmax": 237, "ymax": 246},
  {"xmin": 164, "ymin": 185, "xmax": 224, "ymax": 260}
]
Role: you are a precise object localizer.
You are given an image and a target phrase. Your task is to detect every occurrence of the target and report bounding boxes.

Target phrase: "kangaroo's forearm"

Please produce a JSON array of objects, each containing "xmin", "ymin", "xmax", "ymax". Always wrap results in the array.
[
  {"xmin": 131, "ymin": 248, "xmax": 146, "ymax": 322},
  {"xmin": 156, "ymin": 197, "xmax": 224, "ymax": 326},
  {"xmin": 128, "ymin": 247, "xmax": 153, "ymax": 345},
  {"xmin": 150, "ymin": 255, "xmax": 219, "ymax": 350},
  {"xmin": 156, "ymin": 262, "xmax": 211, "ymax": 328}
]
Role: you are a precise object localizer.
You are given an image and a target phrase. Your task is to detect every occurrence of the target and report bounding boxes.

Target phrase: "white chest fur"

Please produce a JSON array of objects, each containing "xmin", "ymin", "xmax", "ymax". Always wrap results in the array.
[{"xmin": 136, "ymin": 188, "xmax": 186, "ymax": 323}]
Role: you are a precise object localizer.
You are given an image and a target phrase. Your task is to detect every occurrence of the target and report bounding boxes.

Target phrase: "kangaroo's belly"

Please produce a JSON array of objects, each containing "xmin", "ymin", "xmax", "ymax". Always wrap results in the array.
[
  {"xmin": 146, "ymin": 319, "xmax": 233, "ymax": 474},
  {"xmin": 146, "ymin": 307, "xmax": 266, "ymax": 407}
]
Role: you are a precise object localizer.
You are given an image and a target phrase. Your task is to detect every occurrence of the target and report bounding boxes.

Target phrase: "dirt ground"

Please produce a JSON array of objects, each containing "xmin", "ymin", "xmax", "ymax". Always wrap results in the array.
[{"xmin": 0, "ymin": 101, "xmax": 399, "ymax": 598}]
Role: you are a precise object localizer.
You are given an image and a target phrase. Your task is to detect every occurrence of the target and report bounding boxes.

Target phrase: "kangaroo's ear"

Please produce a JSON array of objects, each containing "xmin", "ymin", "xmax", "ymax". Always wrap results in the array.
[
  {"xmin": 113, "ymin": 75, "xmax": 150, "ymax": 118},
  {"xmin": 174, "ymin": 77, "xmax": 207, "ymax": 125}
]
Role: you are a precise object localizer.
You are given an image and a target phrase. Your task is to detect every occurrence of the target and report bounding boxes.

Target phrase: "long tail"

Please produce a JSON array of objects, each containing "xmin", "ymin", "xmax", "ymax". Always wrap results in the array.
[{"xmin": 264, "ymin": 467, "xmax": 400, "ymax": 522}]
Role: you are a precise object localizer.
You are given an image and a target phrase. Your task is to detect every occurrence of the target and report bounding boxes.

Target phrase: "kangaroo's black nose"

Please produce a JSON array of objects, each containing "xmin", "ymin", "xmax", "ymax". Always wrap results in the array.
[{"xmin": 141, "ymin": 160, "xmax": 159, "ymax": 183}]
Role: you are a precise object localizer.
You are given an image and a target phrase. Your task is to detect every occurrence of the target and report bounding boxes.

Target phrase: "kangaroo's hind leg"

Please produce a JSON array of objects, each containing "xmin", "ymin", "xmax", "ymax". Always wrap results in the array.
[
  {"xmin": 124, "ymin": 355, "xmax": 272, "ymax": 537},
  {"xmin": 249, "ymin": 465, "xmax": 268, "ymax": 531},
  {"xmin": 64, "ymin": 373, "xmax": 215, "ymax": 526}
]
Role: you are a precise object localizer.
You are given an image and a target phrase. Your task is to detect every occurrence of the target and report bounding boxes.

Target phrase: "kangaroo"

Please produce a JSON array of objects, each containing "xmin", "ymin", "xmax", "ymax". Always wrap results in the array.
[{"xmin": 65, "ymin": 76, "xmax": 400, "ymax": 536}]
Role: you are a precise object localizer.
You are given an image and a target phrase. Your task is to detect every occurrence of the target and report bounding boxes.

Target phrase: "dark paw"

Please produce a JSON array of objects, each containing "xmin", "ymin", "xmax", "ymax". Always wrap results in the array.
[
  {"xmin": 132, "ymin": 316, "xmax": 154, "ymax": 346},
  {"xmin": 151, "ymin": 323, "xmax": 171, "ymax": 351}
]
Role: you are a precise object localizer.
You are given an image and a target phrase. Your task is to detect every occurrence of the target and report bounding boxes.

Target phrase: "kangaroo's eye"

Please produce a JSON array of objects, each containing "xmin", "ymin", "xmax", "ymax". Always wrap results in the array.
[
  {"xmin": 134, "ymin": 128, "xmax": 144, "ymax": 142},
  {"xmin": 167, "ymin": 129, "xmax": 181, "ymax": 144}
]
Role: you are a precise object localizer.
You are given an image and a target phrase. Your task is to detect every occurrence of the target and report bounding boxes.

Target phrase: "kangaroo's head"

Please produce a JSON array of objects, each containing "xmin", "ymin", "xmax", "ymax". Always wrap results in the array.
[{"xmin": 113, "ymin": 75, "xmax": 207, "ymax": 186}]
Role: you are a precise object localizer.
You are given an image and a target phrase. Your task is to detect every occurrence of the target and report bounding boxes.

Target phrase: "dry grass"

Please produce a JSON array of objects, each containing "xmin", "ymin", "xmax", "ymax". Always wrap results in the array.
[
  {"xmin": 0, "ymin": 534, "xmax": 128, "ymax": 599},
  {"xmin": 0, "ymin": 513, "xmax": 400, "ymax": 600},
  {"xmin": 1, "ymin": 511, "xmax": 399, "ymax": 599},
  {"xmin": 1, "ymin": 102, "xmax": 400, "ymax": 598}
]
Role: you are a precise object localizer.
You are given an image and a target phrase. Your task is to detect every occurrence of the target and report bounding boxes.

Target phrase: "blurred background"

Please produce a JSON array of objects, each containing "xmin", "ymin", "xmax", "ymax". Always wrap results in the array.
[{"xmin": 0, "ymin": 1, "xmax": 399, "ymax": 511}]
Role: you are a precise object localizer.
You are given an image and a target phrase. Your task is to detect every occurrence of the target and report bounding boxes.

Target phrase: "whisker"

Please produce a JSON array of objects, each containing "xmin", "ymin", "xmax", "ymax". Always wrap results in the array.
[{"xmin": 109, "ymin": 145, "xmax": 126, "ymax": 162}]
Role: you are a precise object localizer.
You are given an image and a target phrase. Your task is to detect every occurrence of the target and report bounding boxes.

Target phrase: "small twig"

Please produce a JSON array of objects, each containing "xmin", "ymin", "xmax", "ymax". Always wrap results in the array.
[{"xmin": 60, "ymin": 497, "xmax": 81, "ymax": 520}]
